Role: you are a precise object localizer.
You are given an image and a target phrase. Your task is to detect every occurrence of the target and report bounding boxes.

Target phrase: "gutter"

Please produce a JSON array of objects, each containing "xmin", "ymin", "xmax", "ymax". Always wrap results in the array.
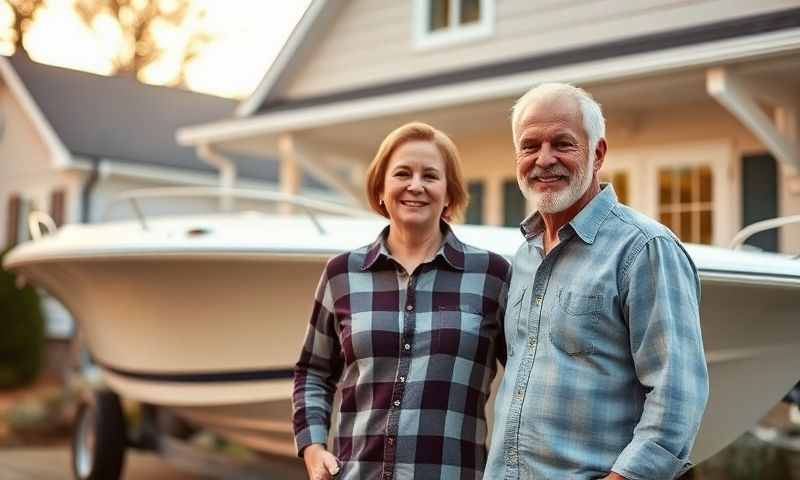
[{"xmin": 80, "ymin": 157, "xmax": 101, "ymax": 223}]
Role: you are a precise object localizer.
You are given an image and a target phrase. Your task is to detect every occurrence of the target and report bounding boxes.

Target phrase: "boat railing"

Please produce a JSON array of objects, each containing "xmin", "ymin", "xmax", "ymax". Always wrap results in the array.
[
  {"xmin": 105, "ymin": 186, "xmax": 377, "ymax": 234},
  {"xmin": 729, "ymin": 214, "xmax": 800, "ymax": 253},
  {"xmin": 28, "ymin": 211, "xmax": 57, "ymax": 241}
]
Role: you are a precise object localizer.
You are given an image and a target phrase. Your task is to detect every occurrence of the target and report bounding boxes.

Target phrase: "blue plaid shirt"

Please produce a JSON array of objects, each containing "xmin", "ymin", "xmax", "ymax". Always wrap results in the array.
[{"xmin": 485, "ymin": 185, "xmax": 709, "ymax": 480}]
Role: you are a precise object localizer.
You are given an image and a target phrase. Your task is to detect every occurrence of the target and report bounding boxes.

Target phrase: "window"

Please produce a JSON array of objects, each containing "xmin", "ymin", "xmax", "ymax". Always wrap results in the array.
[
  {"xmin": 657, "ymin": 165, "xmax": 713, "ymax": 244},
  {"xmin": 464, "ymin": 180, "xmax": 484, "ymax": 225},
  {"xmin": 413, "ymin": 0, "xmax": 494, "ymax": 50},
  {"xmin": 503, "ymin": 178, "xmax": 526, "ymax": 227}
]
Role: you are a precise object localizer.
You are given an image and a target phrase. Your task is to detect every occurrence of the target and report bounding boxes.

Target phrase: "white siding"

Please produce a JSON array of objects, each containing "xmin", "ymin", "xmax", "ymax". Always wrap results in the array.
[{"xmin": 283, "ymin": 0, "xmax": 798, "ymax": 99}]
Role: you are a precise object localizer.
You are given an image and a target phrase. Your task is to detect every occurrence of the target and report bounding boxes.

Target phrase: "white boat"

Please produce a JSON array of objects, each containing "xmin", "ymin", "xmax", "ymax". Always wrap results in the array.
[{"xmin": 4, "ymin": 189, "xmax": 800, "ymax": 479}]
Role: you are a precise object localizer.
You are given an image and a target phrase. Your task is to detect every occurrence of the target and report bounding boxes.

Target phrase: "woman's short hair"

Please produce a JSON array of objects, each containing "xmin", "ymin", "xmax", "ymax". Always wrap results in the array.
[{"xmin": 365, "ymin": 122, "xmax": 468, "ymax": 222}]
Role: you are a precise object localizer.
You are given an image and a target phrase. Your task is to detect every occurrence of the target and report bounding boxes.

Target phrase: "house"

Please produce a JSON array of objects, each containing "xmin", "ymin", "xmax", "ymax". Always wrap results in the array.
[
  {"xmin": 177, "ymin": 0, "xmax": 800, "ymax": 254},
  {"xmin": 0, "ymin": 52, "xmax": 325, "ymax": 350}
]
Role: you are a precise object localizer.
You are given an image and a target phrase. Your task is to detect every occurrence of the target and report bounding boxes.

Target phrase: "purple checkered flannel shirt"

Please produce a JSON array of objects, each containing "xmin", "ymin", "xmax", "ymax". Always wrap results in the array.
[{"xmin": 293, "ymin": 223, "xmax": 510, "ymax": 480}]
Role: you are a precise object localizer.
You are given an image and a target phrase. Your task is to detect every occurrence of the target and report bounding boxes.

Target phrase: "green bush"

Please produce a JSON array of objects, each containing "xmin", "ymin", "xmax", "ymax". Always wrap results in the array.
[{"xmin": 0, "ymin": 246, "xmax": 45, "ymax": 388}]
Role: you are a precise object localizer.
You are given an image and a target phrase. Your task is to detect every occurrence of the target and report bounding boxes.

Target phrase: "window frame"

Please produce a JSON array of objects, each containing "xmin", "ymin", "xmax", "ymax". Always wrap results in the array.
[{"xmin": 412, "ymin": 0, "xmax": 495, "ymax": 51}]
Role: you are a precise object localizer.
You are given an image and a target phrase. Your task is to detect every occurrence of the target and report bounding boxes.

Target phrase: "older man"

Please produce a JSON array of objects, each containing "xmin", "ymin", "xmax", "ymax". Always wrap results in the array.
[{"xmin": 484, "ymin": 83, "xmax": 709, "ymax": 480}]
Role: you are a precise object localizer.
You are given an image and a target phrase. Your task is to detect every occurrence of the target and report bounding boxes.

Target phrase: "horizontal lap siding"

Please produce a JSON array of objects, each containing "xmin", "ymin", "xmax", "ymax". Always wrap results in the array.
[{"xmin": 283, "ymin": 0, "xmax": 797, "ymax": 99}]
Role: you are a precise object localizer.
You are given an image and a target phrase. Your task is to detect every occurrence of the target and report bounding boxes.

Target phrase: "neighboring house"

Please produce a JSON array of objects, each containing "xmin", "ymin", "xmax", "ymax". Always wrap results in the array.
[
  {"xmin": 0, "ymin": 52, "xmax": 322, "ymax": 343},
  {"xmin": 178, "ymin": 0, "xmax": 800, "ymax": 254}
]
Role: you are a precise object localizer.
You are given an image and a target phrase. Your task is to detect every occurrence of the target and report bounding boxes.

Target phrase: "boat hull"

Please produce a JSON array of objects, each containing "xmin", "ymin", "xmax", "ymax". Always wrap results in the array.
[{"xmin": 5, "ymin": 217, "xmax": 800, "ymax": 462}]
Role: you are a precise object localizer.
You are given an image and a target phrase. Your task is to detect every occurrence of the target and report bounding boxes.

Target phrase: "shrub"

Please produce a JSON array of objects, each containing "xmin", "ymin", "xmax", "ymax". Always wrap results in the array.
[{"xmin": 0, "ymin": 246, "xmax": 45, "ymax": 388}]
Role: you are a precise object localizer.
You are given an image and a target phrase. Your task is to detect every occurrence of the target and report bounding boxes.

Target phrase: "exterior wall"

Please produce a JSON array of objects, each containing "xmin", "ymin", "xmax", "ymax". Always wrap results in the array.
[
  {"xmin": 0, "ymin": 85, "xmax": 79, "ymax": 247},
  {"xmin": 283, "ymin": 0, "xmax": 797, "ymax": 99},
  {"xmin": 449, "ymin": 100, "xmax": 800, "ymax": 252}
]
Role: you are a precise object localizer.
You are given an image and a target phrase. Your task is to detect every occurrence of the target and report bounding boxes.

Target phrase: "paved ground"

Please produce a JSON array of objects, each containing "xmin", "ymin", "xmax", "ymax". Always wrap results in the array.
[{"xmin": 0, "ymin": 447, "xmax": 307, "ymax": 479}]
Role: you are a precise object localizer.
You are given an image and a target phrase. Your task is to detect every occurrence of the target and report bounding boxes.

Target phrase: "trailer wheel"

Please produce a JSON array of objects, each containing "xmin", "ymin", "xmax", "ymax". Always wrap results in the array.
[{"xmin": 71, "ymin": 390, "xmax": 127, "ymax": 480}]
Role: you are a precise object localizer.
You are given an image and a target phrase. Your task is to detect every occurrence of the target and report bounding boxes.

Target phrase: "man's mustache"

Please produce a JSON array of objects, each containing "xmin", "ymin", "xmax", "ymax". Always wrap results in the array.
[{"xmin": 526, "ymin": 166, "xmax": 572, "ymax": 181}]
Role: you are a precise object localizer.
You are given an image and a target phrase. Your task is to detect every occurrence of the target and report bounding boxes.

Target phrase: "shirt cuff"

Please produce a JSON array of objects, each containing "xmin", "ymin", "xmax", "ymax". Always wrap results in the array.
[
  {"xmin": 611, "ymin": 439, "xmax": 691, "ymax": 480},
  {"xmin": 294, "ymin": 424, "xmax": 329, "ymax": 457}
]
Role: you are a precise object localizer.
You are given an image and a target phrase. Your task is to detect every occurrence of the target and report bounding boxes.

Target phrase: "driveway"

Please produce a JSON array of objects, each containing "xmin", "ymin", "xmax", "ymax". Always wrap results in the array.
[{"xmin": 0, "ymin": 447, "xmax": 307, "ymax": 479}]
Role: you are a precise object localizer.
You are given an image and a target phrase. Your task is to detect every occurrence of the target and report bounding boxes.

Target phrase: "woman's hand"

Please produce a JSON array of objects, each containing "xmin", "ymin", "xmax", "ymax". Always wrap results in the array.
[{"xmin": 303, "ymin": 443, "xmax": 341, "ymax": 480}]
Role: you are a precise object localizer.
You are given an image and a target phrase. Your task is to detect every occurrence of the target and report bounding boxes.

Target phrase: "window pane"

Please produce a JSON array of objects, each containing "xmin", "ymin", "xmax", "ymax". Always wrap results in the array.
[
  {"xmin": 503, "ymin": 179, "xmax": 526, "ymax": 227},
  {"xmin": 680, "ymin": 211, "xmax": 693, "ymax": 242},
  {"xmin": 659, "ymin": 170, "xmax": 673, "ymax": 205},
  {"xmin": 700, "ymin": 210, "xmax": 712, "ymax": 245},
  {"xmin": 659, "ymin": 212, "xmax": 673, "ymax": 232},
  {"xmin": 699, "ymin": 166, "xmax": 712, "ymax": 203},
  {"xmin": 429, "ymin": 0, "xmax": 449, "ymax": 31},
  {"xmin": 460, "ymin": 0, "xmax": 481, "ymax": 24},
  {"xmin": 658, "ymin": 164, "xmax": 713, "ymax": 243},
  {"xmin": 465, "ymin": 180, "xmax": 484, "ymax": 225},
  {"xmin": 679, "ymin": 168, "xmax": 692, "ymax": 203}
]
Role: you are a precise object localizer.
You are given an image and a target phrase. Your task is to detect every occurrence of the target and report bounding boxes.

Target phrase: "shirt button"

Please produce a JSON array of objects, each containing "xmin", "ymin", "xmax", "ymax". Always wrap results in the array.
[
  {"xmin": 404, "ymin": 343, "xmax": 411, "ymax": 350},
  {"xmin": 393, "ymin": 400, "xmax": 401, "ymax": 407},
  {"xmin": 406, "ymin": 305, "xmax": 414, "ymax": 311}
]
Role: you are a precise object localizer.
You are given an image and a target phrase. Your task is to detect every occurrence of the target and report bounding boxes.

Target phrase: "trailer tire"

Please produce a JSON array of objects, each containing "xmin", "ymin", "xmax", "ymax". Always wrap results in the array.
[{"xmin": 71, "ymin": 390, "xmax": 127, "ymax": 480}]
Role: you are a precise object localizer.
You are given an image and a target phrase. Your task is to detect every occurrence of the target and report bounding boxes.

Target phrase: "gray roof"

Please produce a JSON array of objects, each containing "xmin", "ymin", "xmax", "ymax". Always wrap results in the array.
[{"xmin": 8, "ymin": 52, "xmax": 285, "ymax": 183}]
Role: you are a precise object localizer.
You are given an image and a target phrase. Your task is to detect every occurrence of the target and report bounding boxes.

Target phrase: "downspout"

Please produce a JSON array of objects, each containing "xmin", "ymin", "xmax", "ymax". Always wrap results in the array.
[
  {"xmin": 197, "ymin": 144, "xmax": 237, "ymax": 212},
  {"xmin": 80, "ymin": 156, "xmax": 101, "ymax": 223}
]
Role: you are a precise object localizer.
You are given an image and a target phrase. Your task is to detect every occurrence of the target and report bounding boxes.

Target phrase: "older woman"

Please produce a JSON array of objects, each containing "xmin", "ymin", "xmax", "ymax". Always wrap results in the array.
[{"xmin": 293, "ymin": 122, "xmax": 510, "ymax": 480}]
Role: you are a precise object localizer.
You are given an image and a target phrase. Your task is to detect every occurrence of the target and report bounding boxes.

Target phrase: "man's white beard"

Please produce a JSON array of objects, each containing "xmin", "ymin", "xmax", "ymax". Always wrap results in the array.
[{"xmin": 518, "ymin": 153, "xmax": 594, "ymax": 214}]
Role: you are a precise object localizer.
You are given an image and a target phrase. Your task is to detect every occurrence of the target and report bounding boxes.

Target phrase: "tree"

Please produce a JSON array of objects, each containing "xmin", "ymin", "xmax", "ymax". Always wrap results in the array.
[{"xmin": 3, "ymin": 0, "xmax": 212, "ymax": 87}]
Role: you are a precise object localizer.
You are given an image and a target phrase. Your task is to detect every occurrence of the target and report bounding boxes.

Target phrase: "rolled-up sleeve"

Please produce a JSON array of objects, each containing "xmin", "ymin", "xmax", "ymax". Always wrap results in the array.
[
  {"xmin": 612, "ymin": 235, "xmax": 709, "ymax": 479},
  {"xmin": 292, "ymin": 265, "xmax": 343, "ymax": 456}
]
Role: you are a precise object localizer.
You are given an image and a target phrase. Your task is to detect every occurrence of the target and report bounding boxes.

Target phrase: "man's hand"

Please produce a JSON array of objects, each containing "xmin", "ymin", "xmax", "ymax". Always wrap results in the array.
[
  {"xmin": 302, "ymin": 443, "xmax": 340, "ymax": 480},
  {"xmin": 600, "ymin": 473, "xmax": 628, "ymax": 480}
]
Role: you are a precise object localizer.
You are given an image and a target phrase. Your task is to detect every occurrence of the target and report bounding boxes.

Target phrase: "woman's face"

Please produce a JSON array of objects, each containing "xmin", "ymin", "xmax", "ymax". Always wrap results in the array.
[{"xmin": 381, "ymin": 140, "xmax": 450, "ymax": 231}]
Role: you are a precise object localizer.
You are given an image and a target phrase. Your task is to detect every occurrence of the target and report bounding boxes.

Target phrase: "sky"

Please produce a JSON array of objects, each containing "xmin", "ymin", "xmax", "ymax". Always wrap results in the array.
[{"xmin": 0, "ymin": 0, "xmax": 312, "ymax": 98}]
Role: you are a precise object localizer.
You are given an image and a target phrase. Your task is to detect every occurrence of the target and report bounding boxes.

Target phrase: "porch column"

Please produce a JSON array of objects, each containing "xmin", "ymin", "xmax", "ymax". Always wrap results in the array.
[
  {"xmin": 485, "ymin": 177, "xmax": 503, "ymax": 226},
  {"xmin": 278, "ymin": 133, "xmax": 302, "ymax": 214}
]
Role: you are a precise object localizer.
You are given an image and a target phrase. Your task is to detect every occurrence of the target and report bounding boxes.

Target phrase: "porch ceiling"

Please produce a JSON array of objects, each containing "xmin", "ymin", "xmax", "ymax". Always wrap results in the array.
[{"xmin": 212, "ymin": 52, "xmax": 800, "ymax": 161}]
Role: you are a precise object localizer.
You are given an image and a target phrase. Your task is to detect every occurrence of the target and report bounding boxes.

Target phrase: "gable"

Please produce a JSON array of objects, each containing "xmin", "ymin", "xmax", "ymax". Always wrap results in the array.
[
  {"xmin": 0, "ymin": 56, "xmax": 71, "ymax": 169},
  {"xmin": 0, "ymin": 82, "xmax": 59, "ymax": 173}
]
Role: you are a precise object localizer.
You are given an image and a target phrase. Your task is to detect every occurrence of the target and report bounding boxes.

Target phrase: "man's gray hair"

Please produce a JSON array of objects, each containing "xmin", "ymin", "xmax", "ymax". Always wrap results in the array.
[{"xmin": 511, "ymin": 83, "xmax": 606, "ymax": 154}]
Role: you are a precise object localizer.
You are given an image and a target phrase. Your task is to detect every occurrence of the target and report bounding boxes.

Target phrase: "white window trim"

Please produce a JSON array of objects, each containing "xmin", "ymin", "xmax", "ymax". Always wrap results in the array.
[
  {"xmin": 412, "ymin": 0, "xmax": 495, "ymax": 51},
  {"xmin": 607, "ymin": 141, "xmax": 735, "ymax": 247}
]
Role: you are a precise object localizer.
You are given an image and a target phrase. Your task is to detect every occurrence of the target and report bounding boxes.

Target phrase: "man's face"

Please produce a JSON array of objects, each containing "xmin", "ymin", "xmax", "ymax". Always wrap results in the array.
[{"xmin": 515, "ymin": 96, "xmax": 595, "ymax": 214}]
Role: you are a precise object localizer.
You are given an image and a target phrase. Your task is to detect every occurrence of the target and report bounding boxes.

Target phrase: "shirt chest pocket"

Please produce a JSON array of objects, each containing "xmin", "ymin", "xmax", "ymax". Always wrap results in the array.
[
  {"xmin": 549, "ymin": 288, "xmax": 603, "ymax": 355},
  {"xmin": 432, "ymin": 304, "xmax": 484, "ymax": 358}
]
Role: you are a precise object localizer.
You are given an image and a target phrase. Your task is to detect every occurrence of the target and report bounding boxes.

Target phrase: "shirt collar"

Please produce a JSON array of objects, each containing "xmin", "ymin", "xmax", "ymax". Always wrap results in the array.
[
  {"xmin": 361, "ymin": 221, "xmax": 465, "ymax": 271},
  {"xmin": 519, "ymin": 183, "xmax": 618, "ymax": 244}
]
